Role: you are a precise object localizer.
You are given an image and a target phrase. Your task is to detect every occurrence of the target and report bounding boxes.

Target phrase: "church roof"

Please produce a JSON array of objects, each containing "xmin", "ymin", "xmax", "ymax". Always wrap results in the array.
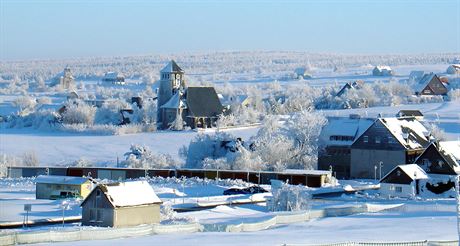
[
  {"xmin": 186, "ymin": 87, "xmax": 223, "ymax": 118},
  {"xmin": 161, "ymin": 60, "xmax": 184, "ymax": 73},
  {"xmin": 160, "ymin": 91, "xmax": 187, "ymax": 109}
]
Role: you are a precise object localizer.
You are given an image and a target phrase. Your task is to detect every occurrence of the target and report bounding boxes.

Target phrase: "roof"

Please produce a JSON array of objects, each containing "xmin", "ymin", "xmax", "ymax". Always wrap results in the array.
[
  {"xmin": 381, "ymin": 164, "xmax": 429, "ymax": 182},
  {"xmin": 379, "ymin": 117, "xmax": 430, "ymax": 150},
  {"xmin": 438, "ymin": 141, "xmax": 460, "ymax": 171},
  {"xmin": 85, "ymin": 181, "xmax": 162, "ymax": 208},
  {"xmin": 374, "ymin": 65, "xmax": 392, "ymax": 71},
  {"xmin": 282, "ymin": 169, "xmax": 331, "ymax": 176},
  {"xmin": 319, "ymin": 116, "xmax": 374, "ymax": 146},
  {"xmin": 409, "ymin": 71, "xmax": 425, "ymax": 80},
  {"xmin": 186, "ymin": 87, "xmax": 223, "ymax": 117},
  {"xmin": 35, "ymin": 175, "xmax": 92, "ymax": 185},
  {"xmin": 397, "ymin": 110, "xmax": 423, "ymax": 117},
  {"xmin": 161, "ymin": 60, "xmax": 184, "ymax": 73},
  {"xmin": 414, "ymin": 73, "xmax": 447, "ymax": 93},
  {"xmin": 160, "ymin": 91, "xmax": 187, "ymax": 109},
  {"xmin": 103, "ymin": 72, "xmax": 123, "ymax": 79}
]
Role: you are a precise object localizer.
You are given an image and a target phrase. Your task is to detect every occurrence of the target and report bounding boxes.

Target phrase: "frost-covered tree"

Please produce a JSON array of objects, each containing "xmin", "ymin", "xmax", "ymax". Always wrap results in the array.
[
  {"xmin": 61, "ymin": 101, "xmax": 96, "ymax": 125},
  {"xmin": 13, "ymin": 95, "xmax": 37, "ymax": 114},
  {"xmin": 122, "ymin": 144, "xmax": 179, "ymax": 169}
]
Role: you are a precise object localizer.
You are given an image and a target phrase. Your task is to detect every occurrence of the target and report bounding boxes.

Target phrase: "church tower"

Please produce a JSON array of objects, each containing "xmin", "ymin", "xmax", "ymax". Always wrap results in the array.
[{"xmin": 157, "ymin": 60, "xmax": 186, "ymax": 124}]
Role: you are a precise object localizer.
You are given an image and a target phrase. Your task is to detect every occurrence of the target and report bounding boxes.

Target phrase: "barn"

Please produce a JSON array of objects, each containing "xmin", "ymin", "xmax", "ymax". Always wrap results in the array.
[
  {"xmin": 81, "ymin": 181, "xmax": 162, "ymax": 227},
  {"xmin": 379, "ymin": 164, "xmax": 428, "ymax": 198},
  {"xmin": 35, "ymin": 175, "xmax": 95, "ymax": 200}
]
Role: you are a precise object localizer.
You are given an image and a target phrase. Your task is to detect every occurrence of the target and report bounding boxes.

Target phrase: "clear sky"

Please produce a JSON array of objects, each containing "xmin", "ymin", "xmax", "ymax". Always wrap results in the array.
[{"xmin": 1, "ymin": 0, "xmax": 459, "ymax": 60}]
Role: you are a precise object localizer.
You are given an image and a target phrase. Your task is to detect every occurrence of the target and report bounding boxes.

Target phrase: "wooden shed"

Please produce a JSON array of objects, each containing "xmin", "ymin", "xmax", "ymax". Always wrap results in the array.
[
  {"xmin": 81, "ymin": 181, "xmax": 162, "ymax": 227},
  {"xmin": 35, "ymin": 175, "xmax": 95, "ymax": 200}
]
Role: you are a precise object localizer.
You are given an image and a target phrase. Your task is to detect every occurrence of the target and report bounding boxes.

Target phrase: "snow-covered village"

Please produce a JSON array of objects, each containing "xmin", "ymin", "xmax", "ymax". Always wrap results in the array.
[{"xmin": 1, "ymin": 1, "xmax": 460, "ymax": 245}]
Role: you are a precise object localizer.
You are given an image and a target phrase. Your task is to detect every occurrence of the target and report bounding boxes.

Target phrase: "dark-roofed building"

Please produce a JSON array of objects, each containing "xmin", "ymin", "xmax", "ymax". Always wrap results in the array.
[
  {"xmin": 157, "ymin": 60, "xmax": 224, "ymax": 129},
  {"xmin": 414, "ymin": 73, "xmax": 448, "ymax": 96}
]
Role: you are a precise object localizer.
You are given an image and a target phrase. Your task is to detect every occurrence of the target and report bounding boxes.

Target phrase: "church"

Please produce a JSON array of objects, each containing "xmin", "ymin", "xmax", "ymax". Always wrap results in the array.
[{"xmin": 157, "ymin": 60, "xmax": 224, "ymax": 129}]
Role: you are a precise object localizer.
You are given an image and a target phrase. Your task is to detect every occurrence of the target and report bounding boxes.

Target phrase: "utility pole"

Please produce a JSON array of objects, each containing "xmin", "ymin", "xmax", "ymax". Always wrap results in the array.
[
  {"xmin": 374, "ymin": 165, "xmax": 377, "ymax": 181},
  {"xmin": 379, "ymin": 161, "xmax": 383, "ymax": 180}
]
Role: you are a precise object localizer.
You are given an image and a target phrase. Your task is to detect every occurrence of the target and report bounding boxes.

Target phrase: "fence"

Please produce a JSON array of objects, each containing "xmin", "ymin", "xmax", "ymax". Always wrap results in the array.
[
  {"xmin": 281, "ymin": 240, "xmax": 459, "ymax": 246},
  {"xmin": 2, "ymin": 203, "xmax": 451, "ymax": 246}
]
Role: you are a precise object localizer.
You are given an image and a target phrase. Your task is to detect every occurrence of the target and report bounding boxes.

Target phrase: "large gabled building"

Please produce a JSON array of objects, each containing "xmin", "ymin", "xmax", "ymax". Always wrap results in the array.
[
  {"xmin": 157, "ymin": 60, "xmax": 224, "ymax": 129},
  {"xmin": 415, "ymin": 141, "xmax": 460, "ymax": 175},
  {"xmin": 350, "ymin": 117, "xmax": 431, "ymax": 179}
]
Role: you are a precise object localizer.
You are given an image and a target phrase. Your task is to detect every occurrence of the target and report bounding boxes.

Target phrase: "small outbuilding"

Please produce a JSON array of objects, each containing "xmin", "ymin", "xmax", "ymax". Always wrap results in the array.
[
  {"xmin": 35, "ymin": 175, "xmax": 95, "ymax": 200},
  {"xmin": 372, "ymin": 66, "xmax": 393, "ymax": 76},
  {"xmin": 396, "ymin": 110, "xmax": 424, "ymax": 121},
  {"xmin": 379, "ymin": 164, "xmax": 428, "ymax": 198},
  {"xmin": 81, "ymin": 181, "xmax": 162, "ymax": 227}
]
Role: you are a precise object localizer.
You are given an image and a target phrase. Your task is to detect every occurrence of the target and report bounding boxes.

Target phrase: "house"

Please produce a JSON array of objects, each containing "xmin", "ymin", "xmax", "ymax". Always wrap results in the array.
[
  {"xmin": 294, "ymin": 67, "xmax": 312, "ymax": 79},
  {"xmin": 396, "ymin": 110, "xmax": 424, "ymax": 121},
  {"xmin": 379, "ymin": 164, "xmax": 428, "ymax": 198},
  {"xmin": 414, "ymin": 73, "xmax": 448, "ymax": 96},
  {"xmin": 415, "ymin": 141, "xmax": 460, "ymax": 175},
  {"xmin": 350, "ymin": 117, "xmax": 431, "ymax": 179},
  {"xmin": 81, "ymin": 181, "xmax": 162, "ymax": 227},
  {"xmin": 409, "ymin": 71, "xmax": 425, "ymax": 82},
  {"xmin": 372, "ymin": 66, "xmax": 393, "ymax": 76},
  {"xmin": 317, "ymin": 115, "xmax": 374, "ymax": 179},
  {"xmin": 446, "ymin": 64, "xmax": 460, "ymax": 75},
  {"xmin": 102, "ymin": 72, "xmax": 125, "ymax": 85},
  {"xmin": 157, "ymin": 60, "xmax": 224, "ymax": 129},
  {"xmin": 35, "ymin": 175, "xmax": 95, "ymax": 200},
  {"xmin": 219, "ymin": 94, "xmax": 252, "ymax": 112},
  {"xmin": 336, "ymin": 80, "xmax": 364, "ymax": 97}
]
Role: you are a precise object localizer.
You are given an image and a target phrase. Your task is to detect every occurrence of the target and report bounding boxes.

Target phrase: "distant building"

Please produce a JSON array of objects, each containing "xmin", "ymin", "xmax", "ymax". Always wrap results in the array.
[
  {"xmin": 336, "ymin": 80, "xmax": 364, "ymax": 97},
  {"xmin": 102, "ymin": 72, "xmax": 125, "ymax": 85},
  {"xmin": 35, "ymin": 175, "xmax": 95, "ymax": 200},
  {"xmin": 446, "ymin": 64, "xmax": 460, "ymax": 75},
  {"xmin": 294, "ymin": 67, "xmax": 312, "ymax": 79},
  {"xmin": 350, "ymin": 117, "xmax": 431, "ymax": 179},
  {"xmin": 396, "ymin": 110, "xmax": 424, "ymax": 121},
  {"xmin": 53, "ymin": 67, "xmax": 74, "ymax": 89},
  {"xmin": 372, "ymin": 66, "xmax": 393, "ymax": 76},
  {"xmin": 317, "ymin": 115, "xmax": 374, "ymax": 179},
  {"xmin": 157, "ymin": 60, "xmax": 224, "ymax": 129},
  {"xmin": 414, "ymin": 73, "xmax": 448, "ymax": 96},
  {"xmin": 81, "ymin": 181, "xmax": 162, "ymax": 227},
  {"xmin": 379, "ymin": 164, "xmax": 428, "ymax": 198}
]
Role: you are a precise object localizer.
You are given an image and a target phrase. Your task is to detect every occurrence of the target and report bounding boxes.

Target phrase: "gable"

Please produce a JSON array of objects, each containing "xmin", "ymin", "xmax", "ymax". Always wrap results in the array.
[
  {"xmin": 415, "ymin": 144, "xmax": 456, "ymax": 175},
  {"xmin": 351, "ymin": 120, "xmax": 405, "ymax": 150},
  {"xmin": 380, "ymin": 167, "xmax": 413, "ymax": 184},
  {"xmin": 186, "ymin": 87, "xmax": 223, "ymax": 117}
]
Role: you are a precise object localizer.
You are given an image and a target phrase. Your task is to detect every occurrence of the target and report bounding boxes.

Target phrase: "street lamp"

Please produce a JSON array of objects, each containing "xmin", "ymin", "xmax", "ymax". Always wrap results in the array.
[{"xmin": 374, "ymin": 165, "xmax": 377, "ymax": 181}]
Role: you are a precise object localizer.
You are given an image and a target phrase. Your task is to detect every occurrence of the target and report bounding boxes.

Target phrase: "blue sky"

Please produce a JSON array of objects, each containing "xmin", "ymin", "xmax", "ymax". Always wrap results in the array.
[{"xmin": 1, "ymin": 0, "xmax": 459, "ymax": 60}]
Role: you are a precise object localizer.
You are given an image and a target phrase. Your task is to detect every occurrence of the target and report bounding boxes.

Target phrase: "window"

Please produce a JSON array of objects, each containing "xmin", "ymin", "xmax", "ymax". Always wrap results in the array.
[
  {"xmin": 89, "ymin": 209, "xmax": 96, "ymax": 222},
  {"xmin": 395, "ymin": 187, "xmax": 403, "ymax": 193},
  {"xmin": 96, "ymin": 189, "xmax": 101, "ymax": 198},
  {"xmin": 97, "ymin": 210, "xmax": 103, "ymax": 222},
  {"xmin": 375, "ymin": 136, "xmax": 381, "ymax": 144},
  {"xmin": 363, "ymin": 136, "xmax": 369, "ymax": 143}
]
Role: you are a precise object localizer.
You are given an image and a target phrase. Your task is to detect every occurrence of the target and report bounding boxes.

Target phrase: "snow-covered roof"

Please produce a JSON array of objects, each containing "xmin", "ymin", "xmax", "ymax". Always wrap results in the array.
[
  {"xmin": 398, "ymin": 164, "xmax": 429, "ymax": 180},
  {"xmin": 36, "ymin": 175, "xmax": 92, "ymax": 185},
  {"xmin": 99, "ymin": 181, "xmax": 162, "ymax": 208},
  {"xmin": 409, "ymin": 71, "xmax": 425, "ymax": 81},
  {"xmin": 283, "ymin": 169, "xmax": 331, "ymax": 176},
  {"xmin": 160, "ymin": 92, "xmax": 187, "ymax": 109},
  {"xmin": 381, "ymin": 164, "xmax": 428, "ymax": 183},
  {"xmin": 161, "ymin": 60, "xmax": 183, "ymax": 73},
  {"xmin": 438, "ymin": 141, "xmax": 460, "ymax": 168},
  {"xmin": 103, "ymin": 72, "xmax": 123, "ymax": 79},
  {"xmin": 374, "ymin": 65, "xmax": 392, "ymax": 71},
  {"xmin": 379, "ymin": 117, "xmax": 430, "ymax": 149},
  {"xmin": 319, "ymin": 116, "xmax": 374, "ymax": 146}
]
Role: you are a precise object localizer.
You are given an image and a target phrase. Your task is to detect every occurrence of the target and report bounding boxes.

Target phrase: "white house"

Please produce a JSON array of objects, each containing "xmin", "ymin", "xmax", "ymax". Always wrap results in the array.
[
  {"xmin": 379, "ymin": 164, "xmax": 428, "ymax": 198},
  {"xmin": 372, "ymin": 66, "xmax": 393, "ymax": 76},
  {"xmin": 102, "ymin": 72, "xmax": 125, "ymax": 85}
]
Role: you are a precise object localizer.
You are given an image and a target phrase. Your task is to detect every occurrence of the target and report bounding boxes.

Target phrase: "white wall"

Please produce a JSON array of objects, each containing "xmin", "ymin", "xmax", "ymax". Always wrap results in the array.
[{"xmin": 380, "ymin": 183, "xmax": 415, "ymax": 198}]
